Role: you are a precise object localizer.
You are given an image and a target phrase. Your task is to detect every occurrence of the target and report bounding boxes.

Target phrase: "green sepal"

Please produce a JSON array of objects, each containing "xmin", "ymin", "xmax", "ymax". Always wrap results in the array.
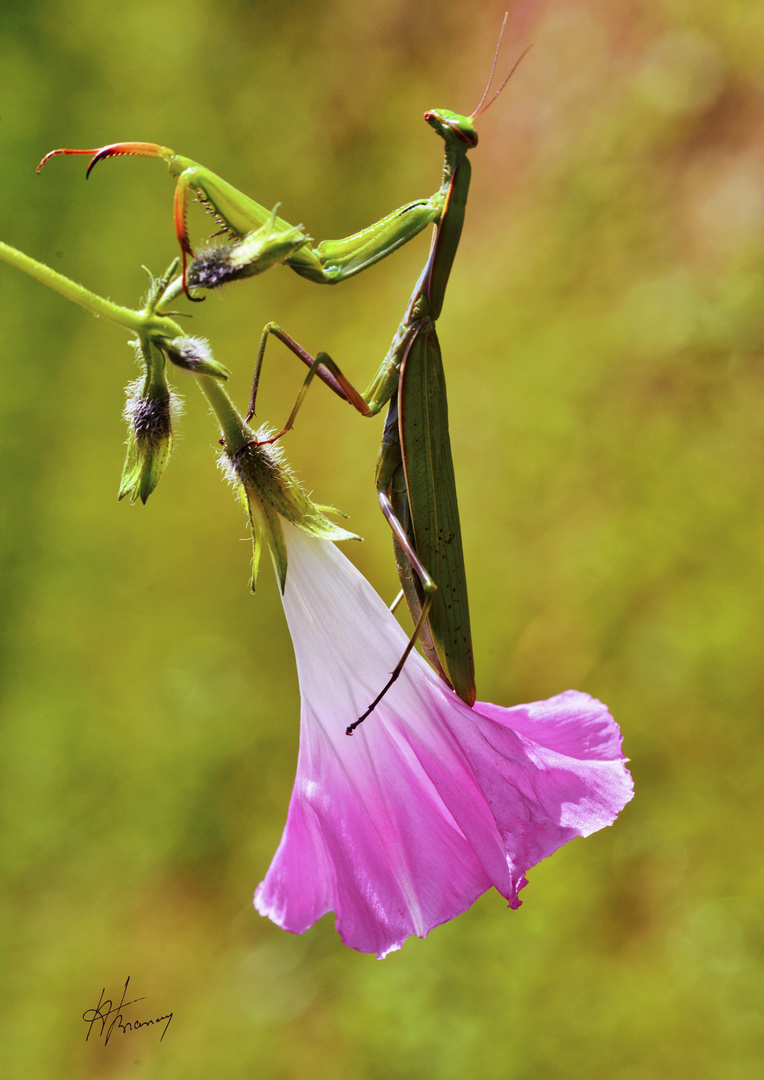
[
  {"xmin": 118, "ymin": 420, "xmax": 173, "ymax": 504},
  {"xmin": 255, "ymin": 494, "xmax": 289, "ymax": 593}
]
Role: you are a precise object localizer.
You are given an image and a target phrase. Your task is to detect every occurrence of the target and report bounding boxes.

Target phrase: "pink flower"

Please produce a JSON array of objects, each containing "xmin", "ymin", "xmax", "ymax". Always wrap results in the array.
[{"xmin": 254, "ymin": 521, "xmax": 633, "ymax": 958}]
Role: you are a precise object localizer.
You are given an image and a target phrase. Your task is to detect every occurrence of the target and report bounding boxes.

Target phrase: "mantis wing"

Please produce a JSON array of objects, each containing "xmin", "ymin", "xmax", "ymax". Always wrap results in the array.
[{"xmin": 398, "ymin": 325, "xmax": 476, "ymax": 707}]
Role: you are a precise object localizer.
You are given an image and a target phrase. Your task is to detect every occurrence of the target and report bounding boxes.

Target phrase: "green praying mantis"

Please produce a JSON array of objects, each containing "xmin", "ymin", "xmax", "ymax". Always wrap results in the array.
[{"xmin": 36, "ymin": 17, "xmax": 525, "ymax": 729}]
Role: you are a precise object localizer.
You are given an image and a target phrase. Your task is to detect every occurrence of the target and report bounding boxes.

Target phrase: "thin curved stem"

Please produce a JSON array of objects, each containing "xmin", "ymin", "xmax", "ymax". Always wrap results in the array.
[
  {"xmin": 198, "ymin": 374, "xmax": 251, "ymax": 453},
  {"xmin": 0, "ymin": 240, "xmax": 184, "ymax": 339}
]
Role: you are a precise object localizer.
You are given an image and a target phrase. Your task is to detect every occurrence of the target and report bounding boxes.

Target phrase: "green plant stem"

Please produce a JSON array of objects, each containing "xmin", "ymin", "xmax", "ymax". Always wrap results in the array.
[
  {"xmin": 199, "ymin": 375, "xmax": 251, "ymax": 453},
  {"xmin": 0, "ymin": 240, "xmax": 184, "ymax": 339}
]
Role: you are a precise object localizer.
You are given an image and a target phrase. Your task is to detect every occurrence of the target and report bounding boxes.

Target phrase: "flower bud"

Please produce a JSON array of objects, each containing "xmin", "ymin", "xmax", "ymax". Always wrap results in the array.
[
  {"xmin": 163, "ymin": 336, "xmax": 230, "ymax": 380},
  {"xmin": 220, "ymin": 429, "xmax": 358, "ymax": 592},
  {"xmin": 188, "ymin": 210, "xmax": 308, "ymax": 290},
  {"xmin": 118, "ymin": 342, "xmax": 178, "ymax": 503}
]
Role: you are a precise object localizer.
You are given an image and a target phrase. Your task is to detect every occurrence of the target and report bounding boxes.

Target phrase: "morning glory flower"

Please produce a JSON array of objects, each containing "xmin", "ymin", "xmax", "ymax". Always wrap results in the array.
[
  {"xmin": 253, "ymin": 522, "xmax": 633, "ymax": 958},
  {"xmin": 223, "ymin": 431, "xmax": 632, "ymax": 958}
]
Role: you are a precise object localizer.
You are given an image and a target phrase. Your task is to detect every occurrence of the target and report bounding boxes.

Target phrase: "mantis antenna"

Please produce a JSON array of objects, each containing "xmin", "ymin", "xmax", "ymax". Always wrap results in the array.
[{"xmin": 470, "ymin": 12, "xmax": 532, "ymax": 120}]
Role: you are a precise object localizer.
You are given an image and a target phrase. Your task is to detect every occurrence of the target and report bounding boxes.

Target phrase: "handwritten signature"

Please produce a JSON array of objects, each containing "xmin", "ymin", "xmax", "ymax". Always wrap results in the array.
[{"xmin": 82, "ymin": 977, "xmax": 173, "ymax": 1045}]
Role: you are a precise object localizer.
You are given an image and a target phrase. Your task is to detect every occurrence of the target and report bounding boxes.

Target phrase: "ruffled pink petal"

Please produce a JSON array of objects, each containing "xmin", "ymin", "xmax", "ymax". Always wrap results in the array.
[{"xmin": 254, "ymin": 523, "xmax": 633, "ymax": 957}]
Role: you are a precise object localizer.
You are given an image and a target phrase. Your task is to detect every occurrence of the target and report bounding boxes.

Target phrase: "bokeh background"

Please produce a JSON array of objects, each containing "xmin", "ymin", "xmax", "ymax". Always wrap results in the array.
[{"xmin": 1, "ymin": 0, "xmax": 763, "ymax": 1076}]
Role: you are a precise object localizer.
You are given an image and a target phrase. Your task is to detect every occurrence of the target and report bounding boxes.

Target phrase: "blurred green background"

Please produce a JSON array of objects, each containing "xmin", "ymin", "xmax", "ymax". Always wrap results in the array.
[{"xmin": 1, "ymin": 0, "xmax": 762, "ymax": 1076}]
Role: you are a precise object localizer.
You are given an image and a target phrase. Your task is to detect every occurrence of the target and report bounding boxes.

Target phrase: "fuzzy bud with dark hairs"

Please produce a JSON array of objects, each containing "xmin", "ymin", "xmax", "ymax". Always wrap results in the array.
[
  {"xmin": 118, "ymin": 341, "xmax": 180, "ymax": 504},
  {"xmin": 163, "ymin": 336, "xmax": 230, "ymax": 379},
  {"xmin": 188, "ymin": 210, "xmax": 308, "ymax": 290}
]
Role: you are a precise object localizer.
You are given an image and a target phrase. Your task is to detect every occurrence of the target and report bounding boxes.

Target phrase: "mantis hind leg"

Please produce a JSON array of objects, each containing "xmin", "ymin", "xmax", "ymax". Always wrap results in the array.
[
  {"xmin": 346, "ymin": 485, "xmax": 438, "ymax": 735},
  {"xmin": 346, "ymin": 428, "xmax": 451, "ymax": 734},
  {"xmin": 388, "ymin": 462, "xmax": 449, "ymax": 686}
]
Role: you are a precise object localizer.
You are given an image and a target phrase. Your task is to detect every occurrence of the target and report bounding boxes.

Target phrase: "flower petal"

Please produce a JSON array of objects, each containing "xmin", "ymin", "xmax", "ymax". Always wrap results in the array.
[{"xmin": 255, "ymin": 523, "xmax": 633, "ymax": 957}]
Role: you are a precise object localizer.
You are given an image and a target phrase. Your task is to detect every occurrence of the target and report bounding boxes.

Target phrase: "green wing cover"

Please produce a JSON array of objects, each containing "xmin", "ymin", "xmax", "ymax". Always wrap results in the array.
[{"xmin": 398, "ymin": 325, "xmax": 475, "ymax": 706}]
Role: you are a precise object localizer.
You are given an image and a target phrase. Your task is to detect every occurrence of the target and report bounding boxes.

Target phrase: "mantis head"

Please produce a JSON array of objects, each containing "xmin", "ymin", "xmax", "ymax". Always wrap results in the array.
[
  {"xmin": 423, "ymin": 14, "xmax": 530, "ymax": 150},
  {"xmin": 424, "ymin": 110, "xmax": 478, "ymax": 150}
]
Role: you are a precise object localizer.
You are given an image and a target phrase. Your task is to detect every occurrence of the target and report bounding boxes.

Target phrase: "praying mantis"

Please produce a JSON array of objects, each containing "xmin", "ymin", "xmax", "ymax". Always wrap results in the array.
[
  {"xmin": 249, "ymin": 33, "xmax": 527, "ymax": 730},
  {"xmin": 36, "ymin": 17, "xmax": 524, "ymax": 726}
]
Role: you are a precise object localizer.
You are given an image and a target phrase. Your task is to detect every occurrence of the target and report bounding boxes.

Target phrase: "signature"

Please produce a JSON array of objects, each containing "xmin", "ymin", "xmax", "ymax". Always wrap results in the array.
[{"xmin": 82, "ymin": 977, "xmax": 173, "ymax": 1045}]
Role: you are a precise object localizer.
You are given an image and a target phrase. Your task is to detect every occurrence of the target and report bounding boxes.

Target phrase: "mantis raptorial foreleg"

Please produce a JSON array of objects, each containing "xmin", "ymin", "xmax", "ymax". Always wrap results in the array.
[{"xmin": 37, "ymin": 143, "xmax": 444, "ymax": 299}]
